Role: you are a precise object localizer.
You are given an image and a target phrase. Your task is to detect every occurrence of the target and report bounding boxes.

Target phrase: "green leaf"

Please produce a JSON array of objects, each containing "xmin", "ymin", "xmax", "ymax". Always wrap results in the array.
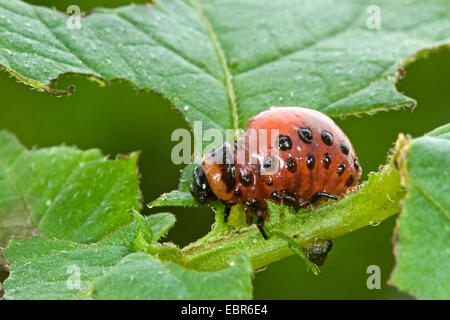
[
  {"xmin": 0, "ymin": 130, "xmax": 142, "ymax": 245},
  {"xmin": 150, "ymin": 190, "xmax": 197, "ymax": 208},
  {"xmin": 99, "ymin": 211, "xmax": 175, "ymax": 248},
  {"xmin": 147, "ymin": 212, "xmax": 177, "ymax": 242},
  {"xmin": 3, "ymin": 237, "xmax": 252, "ymax": 300},
  {"xmin": 390, "ymin": 124, "xmax": 450, "ymax": 299},
  {"xmin": 90, "ymin": 251, "xmax": 252, "ymax": 299},
  {"xmin": 149, "ymin": 163, "xmax": 198, "ymax": 208},
  {"xmin": 178, "ymin": 163, "xmax": 196, "ymax": 192},
  {"xmin": 1, "ymin": 0, "xmax": 449, "ymax": 132},
  {"xmin": 3, "ymin": 238, "xmax": 132, "ymax": 300},
  {"xmin": 98, "ymin": 210, "xmax": 154, "ymax": 249}
]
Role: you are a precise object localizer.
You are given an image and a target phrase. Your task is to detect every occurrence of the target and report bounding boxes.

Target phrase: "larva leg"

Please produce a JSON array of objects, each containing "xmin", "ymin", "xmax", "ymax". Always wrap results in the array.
[
  {"xmin": 257, "ymin": 216, "xmax": 268, "ymax": 240},
  {"xmin": 223, "ymin": 206, "xmax": 231, "ymax": 222},
  {"xmin": 301, "ymin": 191, "xmax": 337, "ymax": 208}
]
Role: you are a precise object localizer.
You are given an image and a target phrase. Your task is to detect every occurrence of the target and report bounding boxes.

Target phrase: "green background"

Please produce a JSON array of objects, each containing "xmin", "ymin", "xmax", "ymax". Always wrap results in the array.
[{"xmin": 1, "ymin": 0, "xmax": 449, "ymax": 299}]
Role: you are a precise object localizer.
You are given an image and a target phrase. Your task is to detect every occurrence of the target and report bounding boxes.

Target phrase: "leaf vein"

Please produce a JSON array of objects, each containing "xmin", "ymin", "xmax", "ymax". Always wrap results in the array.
[
  {"xmin": 409, "ymin": 179, "xmax": 450, "ymax": 221},
  {"xmin": 191, "ymin": 0, "xmax": 240, "ymax": 131}
]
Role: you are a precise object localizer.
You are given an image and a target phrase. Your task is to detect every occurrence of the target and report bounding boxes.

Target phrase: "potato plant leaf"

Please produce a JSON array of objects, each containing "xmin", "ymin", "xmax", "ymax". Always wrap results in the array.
[
  {"xmin": 2, "ymin": 238, "xmax": 132, "ymax": 299},
  {"xmin": 0, "ymin": 131, "xmax": 252, "ymax": 300},
  {"xmin": 98, "ymin": 210, "xmax": 174, "ymax": 248},
  {"xmin": 390, "ymin": 124, "xmax": 450, "ymax": 299},
  {"xmin": 146, "ymin": 212, "xmax": 177, "ymax": 241},
  {"xmin": 3, "ymin": 237, "xmax": 252, "ymax": 300},
  {"xmin": 0, "ymin": 0, "xmax": 449, "ymax": 133},
  {"xmin": 2, "ymin": 0, "xmax": 450, "ymax": 213},
  {"xmin": 178, "ymin": 163, "xmax": 196, "ymax": 192},
  {"xmin": 0, "ymin": 130, "xmax": 142, "ymax": 246},
  {"xmin": 88, "ymin": 251, "xmax": 252, "ymax": 300},
  {"xmin": 150, "ymin": 190, "xmax": 197, "ymax": 208}
]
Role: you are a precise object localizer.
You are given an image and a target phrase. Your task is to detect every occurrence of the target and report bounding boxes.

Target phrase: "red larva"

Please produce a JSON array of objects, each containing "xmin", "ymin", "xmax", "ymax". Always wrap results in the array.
[{"xmin": 190, "ymin": 107, "xmax": 362, "ymax": 239}]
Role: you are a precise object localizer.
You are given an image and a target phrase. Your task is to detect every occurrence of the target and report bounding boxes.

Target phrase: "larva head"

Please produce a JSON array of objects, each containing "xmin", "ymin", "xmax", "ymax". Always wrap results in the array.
[
  {"xmin": 190, "ymin": 143, "xmax": 236, "ymax": 204},
  {"xmin": 190, "ymin": 165, "xmax": 217, "ymax": 204}
]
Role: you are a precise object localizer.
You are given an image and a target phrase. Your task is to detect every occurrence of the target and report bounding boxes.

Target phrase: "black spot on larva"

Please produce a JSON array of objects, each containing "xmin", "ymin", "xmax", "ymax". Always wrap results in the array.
[
  {"xmin": 265, "ymin": 176, "xmax": 273, "ymax": 186},
  {"xmin": 239, "ymin": 171, "xmax": 252, "ymax": 187},
  {"xmin": 298, "ymin": 127, "xmax": 313, "ymax": 143},
  {"xmin": 217, "ymin": 143, "xmax": 233, "ymax": 164},
  {"xmin": 321, "ymin": 130, "xmax": 333, "ymax": 146},
  {"xmin": 337, "ymin": 162, "xmax": 346, "ymax": 176},
  {"xmin": 306, "ymin": 153, "xmax": 315, "ymax": 170},
  {"xmin": 270, "ymin": 191, "xmax": 283, "ymax": 202},
  {"xmin": 354, "ymin": 159, "xmax": 360, "ymax": 170},
  {"xmin": 286, "ymin": 157, "xmax": 297, "ymax": 173},
  {"xmin": 234, "ymin": 188, "xmax": 242, "ymax": 198},
  {"xmin": 220, "ymin": 163, "xmax": 236, "ymax": 192},
  {"xmin": 340, "ymin": 141, "xmax": 349, "ymax": 155},
  {"xmin": 322, "ymin": 153, "xmax": 332, "ymax": 169},
  {"xmin": 214, "ymin": 143, "xmax": 236, "ymax": 192},
  {"xmin": 277, "ymin": 135, "xmax": 292, "ymax": 151},
  {"xmin": 345, "ymin": 175, "xmax": 355, "ymax": 187}
]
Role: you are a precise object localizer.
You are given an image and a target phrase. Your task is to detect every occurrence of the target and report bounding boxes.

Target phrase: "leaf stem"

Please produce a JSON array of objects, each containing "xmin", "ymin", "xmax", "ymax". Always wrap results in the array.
[
  {"xmin": 178, "ymin": 163, "xmax": 405, "ymax": 271},
  {"xmin": 191, "ymin": 0, "xmax": 240, "ymax": 133}
]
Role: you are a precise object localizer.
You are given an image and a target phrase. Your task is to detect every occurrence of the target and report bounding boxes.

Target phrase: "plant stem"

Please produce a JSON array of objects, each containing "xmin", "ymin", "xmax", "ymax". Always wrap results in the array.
[{"xmin": 179, "ymin": 163, "xmax": 404, "ymax": 272}]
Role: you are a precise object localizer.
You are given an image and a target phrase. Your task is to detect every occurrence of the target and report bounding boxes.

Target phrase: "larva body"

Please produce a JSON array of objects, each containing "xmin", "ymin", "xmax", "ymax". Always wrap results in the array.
[{"xmin": 191, "ymin": 107, "xmax": 362, "ymax": 239}]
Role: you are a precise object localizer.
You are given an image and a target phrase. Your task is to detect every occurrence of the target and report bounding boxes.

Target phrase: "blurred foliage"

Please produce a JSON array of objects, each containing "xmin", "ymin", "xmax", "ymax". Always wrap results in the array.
[{"xmin": 1, "ymin": 0, "xmax": 449, "ymax": 299}]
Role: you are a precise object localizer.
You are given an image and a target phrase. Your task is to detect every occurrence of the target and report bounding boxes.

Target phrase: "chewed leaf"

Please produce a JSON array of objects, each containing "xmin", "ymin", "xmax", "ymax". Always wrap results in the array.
[
  {"xmin": 0, "ymin": 130, "xmax": 142, "ymax": 245},
  {"xmin": 2, "ymin": 0, "xmax": 449, "ymax": 213},
  {"xmin": 390, "ymin": 124, "xmax": 450, "ymax": 299},
  {"xmin": 0, "ymin": 0, "xmax": 449, "ymax": 135},
  {"xmin": 3, "ymin": 237, "xmax": 252, "ymax": 300},
  {"xmin": 150, "ymin": 190, "xmax": 197, "ymax": 208}
]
